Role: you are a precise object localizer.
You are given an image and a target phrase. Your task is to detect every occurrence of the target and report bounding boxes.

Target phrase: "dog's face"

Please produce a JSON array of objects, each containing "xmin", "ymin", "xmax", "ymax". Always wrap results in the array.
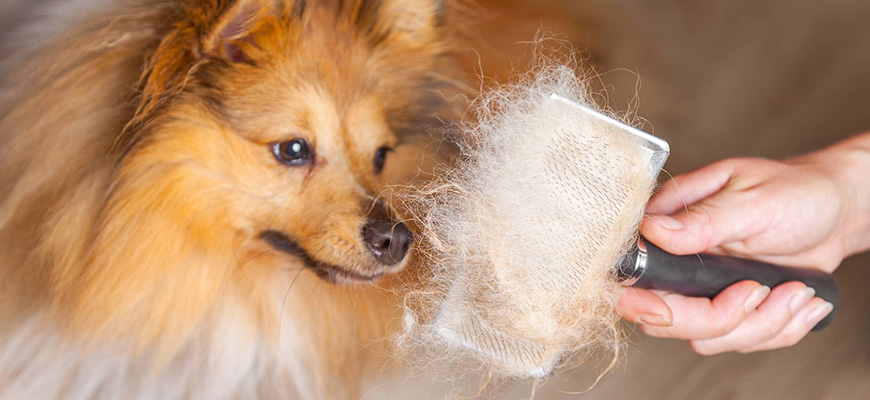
[
  {"xmin": 213, "ymin": 52, "xmax": 418, "ymax": 284},
  {"xmin": 123, "ymin": 0, "xmax": 454, "ymax": 285}
]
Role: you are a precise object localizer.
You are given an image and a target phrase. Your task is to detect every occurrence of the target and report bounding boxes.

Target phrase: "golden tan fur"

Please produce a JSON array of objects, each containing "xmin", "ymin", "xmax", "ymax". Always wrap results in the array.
[{"xmin": 0, "ymin": 0, "xmax": 465, "ymax": 398}]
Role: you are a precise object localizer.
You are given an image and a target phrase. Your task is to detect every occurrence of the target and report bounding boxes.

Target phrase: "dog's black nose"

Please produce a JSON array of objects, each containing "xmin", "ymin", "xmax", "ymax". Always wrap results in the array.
[{"xmin": 363, "ymin": 221, "xmax": 413, "ymax": 265}]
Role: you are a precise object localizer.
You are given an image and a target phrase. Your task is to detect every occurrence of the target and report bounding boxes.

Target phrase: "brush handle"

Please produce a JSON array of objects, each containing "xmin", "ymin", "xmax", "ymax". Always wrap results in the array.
[{"xmin": 617, "ymin": 238, "xmax": 839, "ymax": 330}]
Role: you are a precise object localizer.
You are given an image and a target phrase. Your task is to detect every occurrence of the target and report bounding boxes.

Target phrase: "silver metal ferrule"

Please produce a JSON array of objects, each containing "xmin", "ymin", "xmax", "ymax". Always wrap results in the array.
[{"xmin": 619, "ymin": 238, "xmax": 648, "ymax": 286}]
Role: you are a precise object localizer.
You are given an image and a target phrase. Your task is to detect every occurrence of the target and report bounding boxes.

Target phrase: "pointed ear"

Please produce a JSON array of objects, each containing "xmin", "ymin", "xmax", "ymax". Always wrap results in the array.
[
  {"xmin": 129, "ymin": 0, "xmax": 278, "ymax": 133},
  {"xmin": 200, "ymin": 0, "xmax": 275, "ymax": 63},
  {"xmin": 366, "ymin": 0, "xmax": 446, "ymax": 44}
]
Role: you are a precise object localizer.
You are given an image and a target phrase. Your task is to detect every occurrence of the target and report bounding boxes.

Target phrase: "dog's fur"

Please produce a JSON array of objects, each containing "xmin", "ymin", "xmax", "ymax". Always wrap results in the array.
[{"xmin": 0, "ymin": 0, "xmax": 464, "ymax": 398}]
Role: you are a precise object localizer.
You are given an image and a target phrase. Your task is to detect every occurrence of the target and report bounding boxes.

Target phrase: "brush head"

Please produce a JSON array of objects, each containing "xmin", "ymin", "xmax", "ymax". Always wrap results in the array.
[
  {"xmin": 402, "ymin": 65, "xmax": 664, "ymax": 379},
  {"xmin": 549, "ymin": 94, "xmax": 670, "ymax": 179}
]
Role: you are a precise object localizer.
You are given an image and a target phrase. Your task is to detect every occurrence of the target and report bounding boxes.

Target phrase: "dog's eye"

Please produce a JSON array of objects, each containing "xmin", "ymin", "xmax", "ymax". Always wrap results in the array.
[
  {"xmin": 373, "ymin": 146, "xmax": 393, "ymax": 174},
  {"xmin": 272, "ymin": 139, "xmax": 314, "ymax": 166}
]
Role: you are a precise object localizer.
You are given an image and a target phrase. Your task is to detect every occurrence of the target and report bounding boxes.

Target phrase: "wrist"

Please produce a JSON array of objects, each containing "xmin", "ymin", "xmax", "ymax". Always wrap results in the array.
[{"xmin": 807, "ymin": 132, "xmax": 870, "ymax": 257}]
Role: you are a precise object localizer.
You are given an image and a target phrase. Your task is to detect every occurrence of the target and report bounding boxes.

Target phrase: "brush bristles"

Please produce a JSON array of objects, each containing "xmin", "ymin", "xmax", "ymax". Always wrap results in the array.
[{"xmin": 397, "ymin": 62, "xmax": 654, "ymax": 381}]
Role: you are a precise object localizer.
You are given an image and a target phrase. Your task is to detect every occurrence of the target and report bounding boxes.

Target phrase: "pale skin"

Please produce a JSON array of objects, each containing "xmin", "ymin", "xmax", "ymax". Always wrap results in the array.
[{"xmin": 619, "ymin": 132, "xmax": 870, "ymax": 354}]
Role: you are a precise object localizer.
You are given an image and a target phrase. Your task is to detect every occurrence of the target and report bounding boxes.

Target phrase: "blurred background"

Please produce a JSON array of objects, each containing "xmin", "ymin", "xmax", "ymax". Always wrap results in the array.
[
  {"xmin": 3, "ymin": 0, "xmax": 868, "ymax": 399},
  {"xmin": 467, "ymin": 0, "xmax": 870, "ymax": 399}
]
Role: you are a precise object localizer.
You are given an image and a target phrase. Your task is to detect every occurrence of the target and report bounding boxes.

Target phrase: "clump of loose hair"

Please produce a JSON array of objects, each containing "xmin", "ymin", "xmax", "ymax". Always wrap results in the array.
[{"xmin": 396, "ymin": 58, "xmax": 654, "ymax": 386}]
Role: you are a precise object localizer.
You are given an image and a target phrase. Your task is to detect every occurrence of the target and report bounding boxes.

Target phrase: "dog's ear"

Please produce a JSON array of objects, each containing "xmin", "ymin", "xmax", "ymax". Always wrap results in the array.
[
  {"xmin": 199, "ymin": 0, "xmax": 279, "ymax": 63},
  {"xmin": 131, "ymin": 0, "xmax": 282, "ymax": 131},
  {"xmin": 357, "ymin": 0, "xmax": 447, "ymax": 45}
]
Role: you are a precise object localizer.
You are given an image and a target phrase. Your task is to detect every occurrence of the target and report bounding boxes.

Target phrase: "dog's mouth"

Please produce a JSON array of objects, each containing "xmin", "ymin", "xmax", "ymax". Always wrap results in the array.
[{"xmin": 261, "ymin": 230, "xmax": 385, "ymax": 285}]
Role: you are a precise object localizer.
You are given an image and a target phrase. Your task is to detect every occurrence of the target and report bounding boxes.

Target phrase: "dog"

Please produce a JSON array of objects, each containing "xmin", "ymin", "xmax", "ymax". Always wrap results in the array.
[{"xmin": 0, "ymin": 0, "xmax": 465, "ymax": 398}]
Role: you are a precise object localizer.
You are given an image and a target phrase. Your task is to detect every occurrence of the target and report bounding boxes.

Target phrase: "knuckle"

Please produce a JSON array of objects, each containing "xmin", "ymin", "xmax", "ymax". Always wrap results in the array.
[
  {"xmin": 690, "ymin": 340, "xmax": 720, "ymax": 356},
  {"xmin": 689, "ymin": 204, "xmax": 719, "ymax": 244},
  {"xmin": 710, "ymin": 312, "xmax": 742, "ymax": 336},
  {"xmin": 691, "ymin": 203, "xmax": 716, "ymax": 226},
  {"xmin": 712, "ymin": 158, "xmax": 740, "ymax": 172},
  {"xmin": 716, "ymin": 157, "xmax": 754, "ymax": 176},
  {"xmin": 777, "ymin": 329, "xmax": 807, "ymax": 348},
  {"xmin": 754, "ymin": 318, "xmax": 786, "ymax": 342}
]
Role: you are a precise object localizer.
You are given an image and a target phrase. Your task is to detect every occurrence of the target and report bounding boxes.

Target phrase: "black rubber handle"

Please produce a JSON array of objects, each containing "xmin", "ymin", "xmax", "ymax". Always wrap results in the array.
[{"xmin": 626, "ymin": 239, "xmax": 839, "ymax": 330}]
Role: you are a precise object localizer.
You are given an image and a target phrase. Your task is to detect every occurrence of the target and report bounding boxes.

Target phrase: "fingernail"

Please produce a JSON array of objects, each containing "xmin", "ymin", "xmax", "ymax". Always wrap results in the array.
[
  {"xmin": 649, "ymin": 214, "xmax": 683, "ymax": 230},
  {"xmin": 806, "ymin": 302, "xmax": 834, "ymax": 328},
  {"xmin": 789, "ymin": 287, "xmax": 815, "ymax": 315},
  {"xmin": 744, "ymin": 285, "xmax": 771, "ymax": 313},
  {"xmin": 636, "ymin": 314, "xmax": 673, "ymax": 327}
]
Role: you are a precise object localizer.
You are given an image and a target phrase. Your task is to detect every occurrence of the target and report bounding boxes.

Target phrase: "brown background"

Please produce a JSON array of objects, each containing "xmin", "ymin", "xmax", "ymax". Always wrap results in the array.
[
  {"xmin": 471, "ymin": 1, "xmax": 870, "ymax": 399},
  {"xmin": 2, "ymin": 1, "xmax": 869, "ymax": 399}
]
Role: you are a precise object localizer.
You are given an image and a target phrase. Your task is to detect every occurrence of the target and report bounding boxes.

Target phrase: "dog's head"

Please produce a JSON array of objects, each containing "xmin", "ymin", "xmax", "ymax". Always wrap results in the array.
[{"xmin": 118, "ymin": 0, "xmax": 458, "ymax": 285}]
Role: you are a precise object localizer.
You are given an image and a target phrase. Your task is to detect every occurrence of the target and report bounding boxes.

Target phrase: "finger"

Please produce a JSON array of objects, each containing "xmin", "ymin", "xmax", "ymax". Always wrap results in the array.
[
  {"xmin": 618, "ymin": 288, "xmax": 674, "ymax": 327},
  {"xmin": 739, "ymin": 297, "xmax": 833, "ymax": 353},
  {"xmin": 640, "ymin": 281, "xmax": 769, "ymax": 340},
  {"xmin": 641, "ymin": 190, "xmax": 760, "ymax": 255},
  {"xmin": 688, "ymin": 282, "xmax": 812, "ymax": 355},
  {"xmin": 646, "ymin": 159, "xmax": 736, "ymax": 215}
]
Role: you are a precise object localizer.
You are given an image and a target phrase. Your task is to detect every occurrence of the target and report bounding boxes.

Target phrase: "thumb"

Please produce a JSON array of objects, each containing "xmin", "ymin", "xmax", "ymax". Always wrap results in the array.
[
  {"xmin": 618, "ymin": 287, "xmax": 674, "ymax": 327},
  {"xmin": 642, "ymin": 191, "xmax": 751, "ymax": 255}
]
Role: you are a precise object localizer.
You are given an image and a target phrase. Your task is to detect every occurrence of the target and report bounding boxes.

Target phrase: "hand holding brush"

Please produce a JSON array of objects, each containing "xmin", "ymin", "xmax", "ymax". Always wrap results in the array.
[
  {"xmin": 620, "ymin": 132, "xmax": 870, "ymax": 354},
  {"xmin": 402, "ymin": 64, "xmax": 864, "ymax": 379}
]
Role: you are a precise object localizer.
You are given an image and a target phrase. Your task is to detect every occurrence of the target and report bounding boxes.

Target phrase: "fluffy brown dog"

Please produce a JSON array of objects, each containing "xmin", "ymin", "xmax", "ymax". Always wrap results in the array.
[{"xmin": 0, "ymin": 0, "xmax": 464, "ymax": 398}]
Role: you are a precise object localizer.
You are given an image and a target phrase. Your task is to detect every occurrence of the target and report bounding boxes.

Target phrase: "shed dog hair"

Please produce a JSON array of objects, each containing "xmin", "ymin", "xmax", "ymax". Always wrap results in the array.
[{"xmin": 0, "ymin": 0, "xmax": 465, "ymax": 398}]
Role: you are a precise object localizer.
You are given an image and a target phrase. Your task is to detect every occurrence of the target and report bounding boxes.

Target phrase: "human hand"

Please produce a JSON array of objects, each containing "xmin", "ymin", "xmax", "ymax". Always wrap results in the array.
[{"xmin": 619, "ymin": 133, "xmax": 870, "ymax": 354}]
